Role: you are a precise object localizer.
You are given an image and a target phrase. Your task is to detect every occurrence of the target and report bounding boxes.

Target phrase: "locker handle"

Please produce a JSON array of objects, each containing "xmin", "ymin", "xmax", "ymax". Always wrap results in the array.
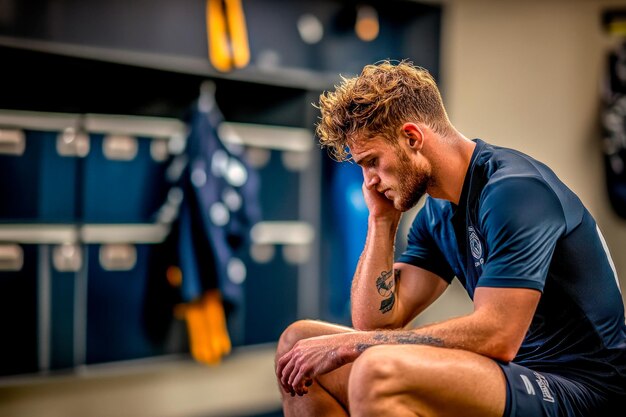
[
  {"xmin": 0, "ymin": 128, "xmax": 25, "ymax": 155},
  {"xmin": 250, "ymin": 221, "xmax": 314, "ymax": 245},
  {"xmin": 52, "ymin": 244, "xmax": 82, "ymax": 272},
  {"xmin": 99, "ymin": 244, "xmax": 137, "ymax": 271},
  {"xmin": 56, "ymin": 127, "xmax": 90, "ymax": 157},
  {"xmin": 103, "ymin": 135, "xmax": 138, "ymax": 161},
  {"xmin": 0, "ymin": 244, "xmax": 24, "ymax": 271},
  {"xmin": 150, "ymin": 138, "xmax": 169, "ymax": 162}
]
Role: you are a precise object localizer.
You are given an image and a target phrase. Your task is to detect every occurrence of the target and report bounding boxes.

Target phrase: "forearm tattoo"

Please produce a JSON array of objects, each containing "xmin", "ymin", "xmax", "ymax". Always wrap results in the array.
[
  {"xmin": 376, "ymin": 269, "xmax": 399, "ymax": 314},
  {"xmin": 356, "ymin": 332, "xmax": 445, "ymax": 352}
]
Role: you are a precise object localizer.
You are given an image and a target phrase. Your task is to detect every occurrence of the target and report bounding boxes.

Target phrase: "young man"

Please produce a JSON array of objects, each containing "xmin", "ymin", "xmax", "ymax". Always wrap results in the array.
[{"xmin": 275, "ymin": 60, "xmax": 626, "ymax": 416}]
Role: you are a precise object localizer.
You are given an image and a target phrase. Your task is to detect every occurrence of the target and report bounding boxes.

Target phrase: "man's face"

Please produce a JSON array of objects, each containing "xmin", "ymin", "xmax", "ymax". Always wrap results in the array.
[
  {"xmin": 394, "ymin": 143, "xmax": 430, "ymax": 211},
  {"xmin": 350, "ymin": 135, "xmax": 431, "ymax": 212}
]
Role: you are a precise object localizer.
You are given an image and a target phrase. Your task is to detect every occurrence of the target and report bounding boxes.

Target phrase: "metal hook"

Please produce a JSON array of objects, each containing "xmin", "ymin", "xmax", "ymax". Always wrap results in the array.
[{"xmin": 199, "ymin": 80, "xmax": 216, "ymax": 113}]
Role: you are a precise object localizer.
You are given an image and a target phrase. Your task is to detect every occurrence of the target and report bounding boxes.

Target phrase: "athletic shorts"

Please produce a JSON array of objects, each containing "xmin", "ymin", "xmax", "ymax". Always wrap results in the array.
[{"xmin": 497, "ymin": 361, "xmax": 614, "ymax": 417}]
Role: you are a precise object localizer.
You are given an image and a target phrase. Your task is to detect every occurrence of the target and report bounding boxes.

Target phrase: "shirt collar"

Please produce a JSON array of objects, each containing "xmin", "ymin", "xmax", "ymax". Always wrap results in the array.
[{"xmin": 452, "ymin": 138, "xmax": 485, "ymax": 214}]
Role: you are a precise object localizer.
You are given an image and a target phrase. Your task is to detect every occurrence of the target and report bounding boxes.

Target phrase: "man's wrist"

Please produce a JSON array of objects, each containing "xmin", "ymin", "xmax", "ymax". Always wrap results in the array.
[
  {"xmin": 368, "ymin": 214, "xmax": 401, "ymax": 231},
  {"xmin": 336, "ymin": 332, "xmax": 374, "ymax": 363}
]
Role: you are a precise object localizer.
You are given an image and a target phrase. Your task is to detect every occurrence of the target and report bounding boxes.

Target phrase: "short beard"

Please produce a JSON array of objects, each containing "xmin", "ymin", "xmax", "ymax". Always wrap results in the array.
[{"xmin": 395, "ymin": 148, "xmax": 430, "ymax": 211}]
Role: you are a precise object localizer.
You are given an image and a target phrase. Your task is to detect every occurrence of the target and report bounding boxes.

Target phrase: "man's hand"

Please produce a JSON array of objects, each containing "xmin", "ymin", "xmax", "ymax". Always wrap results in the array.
[
  {"xmin": 362, "ymin": 182, "xmax": 401, "ymax": 221},
  {"xmin": 276, "ymin": 334, "xmax": 356, "ymax": 396}
]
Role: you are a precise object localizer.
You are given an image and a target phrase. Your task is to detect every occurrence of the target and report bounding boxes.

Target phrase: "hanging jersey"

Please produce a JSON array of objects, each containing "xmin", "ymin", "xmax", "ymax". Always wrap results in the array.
[
  {"xmin": 398, "ymin": 139, "xmax": 626, "ymax": 398},
  {"xmin": 179, "ymin": 100, "xmax": 262, "ymax": 306}
]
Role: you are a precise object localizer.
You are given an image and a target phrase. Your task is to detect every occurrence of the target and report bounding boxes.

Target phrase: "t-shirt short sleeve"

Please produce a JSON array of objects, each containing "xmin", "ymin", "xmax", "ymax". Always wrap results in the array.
[
  {"xmin": 397, "ymin": 201, "xmax": 456, "ymax": 283},
  {"xmin": 478, "ymin": 176, "xmax": 567, "ymax": 291}
]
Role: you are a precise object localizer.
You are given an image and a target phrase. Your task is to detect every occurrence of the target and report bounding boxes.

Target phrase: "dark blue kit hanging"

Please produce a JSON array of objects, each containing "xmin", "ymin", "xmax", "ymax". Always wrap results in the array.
[{"xmin": 145, "ymin": 96, "xmax": 261, "ymax": 349}]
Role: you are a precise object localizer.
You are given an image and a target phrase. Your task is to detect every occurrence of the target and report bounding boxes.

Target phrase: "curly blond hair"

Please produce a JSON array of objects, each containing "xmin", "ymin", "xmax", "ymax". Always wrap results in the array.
[{"xmin": 315, "ymin": 60, "xmax": 452, "ymax": 162}]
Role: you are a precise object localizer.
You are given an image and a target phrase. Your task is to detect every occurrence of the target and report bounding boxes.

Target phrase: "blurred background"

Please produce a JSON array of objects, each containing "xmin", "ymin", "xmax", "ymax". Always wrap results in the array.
[{"xmin": 0, "ymin": 0, "xmax": 625, "ymax": 416}]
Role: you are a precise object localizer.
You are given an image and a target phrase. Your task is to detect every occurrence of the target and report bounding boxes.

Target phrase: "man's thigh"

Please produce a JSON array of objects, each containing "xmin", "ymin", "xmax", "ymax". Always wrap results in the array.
[{"xmin": 349, "ymin": 344, "xmax": 508, "ymax": 417}]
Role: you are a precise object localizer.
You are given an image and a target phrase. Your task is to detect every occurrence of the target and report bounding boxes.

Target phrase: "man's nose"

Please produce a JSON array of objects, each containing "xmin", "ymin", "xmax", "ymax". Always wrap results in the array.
[{"xmin": 363, "ymin": 168, "xmax": 380, "ymax": 188}]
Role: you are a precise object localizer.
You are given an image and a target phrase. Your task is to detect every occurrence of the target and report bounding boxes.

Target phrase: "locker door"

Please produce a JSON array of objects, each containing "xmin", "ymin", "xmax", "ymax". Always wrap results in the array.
[
  {"xmin": 0, "ymin": 244, "xmax": 38, "ymax": 375},
  {"xmin": 86, "ymin": 243, "xmax": 164, "ymax": 363},
  {"xmin": 81, "ymin": 134, "xmax": 170, "ymax": 223},
  {"xmin": 0, "ymin": 128, "xmax": 79, "ymax": 223}
]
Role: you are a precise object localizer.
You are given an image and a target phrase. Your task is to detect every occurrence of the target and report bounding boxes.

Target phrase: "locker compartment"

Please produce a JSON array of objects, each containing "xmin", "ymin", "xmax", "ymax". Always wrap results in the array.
[
  {"xmin": 85, "ymin": 243, "xmax": 159, "ymax": 363},
  {"xmin": 0, "ymin": 111, "xmax": 82, "ymax": 223},
  {"xmin": 81, "ymin": 115, "xmax": 185, "ymax": 224},
  {"xmin": 0, "ymin": 243, "xmax": 38, "ymax": 376},
  {"xmin": 245, "ymin": 221, "xmax": 315, "ymax": 345},
  {"xmin": 0, "ymin": 226, "xmax": 83, "ymax": 375},
  {"xmin": 218, "ymin": 122, "xmax": 319, "ymax": 344},
  {"xmin": 244, "ymin": 255, "xmax": 299, "ymax": 345},
  {"xmin": 219, "ymin": 122, "xmax": 314, "ymax": 222},
  {"xmin": 49, "ymin": 267, "xmax": 76, "ymax": 370},
  {"xmin": 84, "ymin": 225, "xmax": 186, "ymax": 365},
  {"xmin": 81, "ymin": 135, "xmax": 168, "ymax": 223},
  {"xmin": 49, "ymin": 243, "xmax": 81, "ymax": 371},
  {"xmin": 254, "ymin": 150, "xmax": 301, "ymax": 221}
]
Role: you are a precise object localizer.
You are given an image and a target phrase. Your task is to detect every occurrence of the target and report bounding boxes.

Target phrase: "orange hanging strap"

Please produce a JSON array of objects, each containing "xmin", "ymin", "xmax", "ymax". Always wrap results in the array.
[
  {"xmin": 204, "ymin": 289, "xmax": 232, "ymax": 358},
  {"xmin": 224, "ymin": 0, "xmax": 250, "ymax": 69},
  {"xmin": 207, "ymin": 0, "xmax": 233, "ymax": 72},
  {"xmin": 176, "ymin": 289, "xmax": 232, "ymax": 365}
]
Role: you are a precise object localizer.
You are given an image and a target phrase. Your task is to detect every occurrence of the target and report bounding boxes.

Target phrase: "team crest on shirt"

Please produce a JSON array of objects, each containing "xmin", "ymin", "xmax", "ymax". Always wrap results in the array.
[{"xmin": 468, "ymin": 226, "xmax": 484, "ymax": 267}]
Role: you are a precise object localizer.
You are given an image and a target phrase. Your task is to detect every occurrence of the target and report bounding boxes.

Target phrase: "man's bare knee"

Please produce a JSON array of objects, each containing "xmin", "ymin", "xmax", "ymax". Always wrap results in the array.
[
  {"xmin": 276, "ymin": 319, "xmax": 352, "ymax": 360},
  {"xmin": 276, "ymin": 320, "xmax": 354, "ymax": 416},
  {"xmin": 276, "ymin": 320, "xmax": 319, "ymax": 401},
  {"xmin": 348, "ymin": 346, "xmax": 406, "ymax": 414},
  {"xmin": 276, "ymin": 319, "xmax": 324, "ymax": 360}
]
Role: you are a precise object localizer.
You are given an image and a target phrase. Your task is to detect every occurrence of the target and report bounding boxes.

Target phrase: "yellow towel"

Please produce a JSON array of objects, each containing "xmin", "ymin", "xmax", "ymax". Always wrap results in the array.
[{"xmin": 176, "ymin": 289, "xmax": 232, "ymax": 365}]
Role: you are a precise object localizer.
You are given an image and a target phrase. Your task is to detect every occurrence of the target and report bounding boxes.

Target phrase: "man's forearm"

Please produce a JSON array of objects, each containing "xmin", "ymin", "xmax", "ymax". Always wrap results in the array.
[
  {"xmin": 337, "ymin": 314, "xmax": 502, "ymax": 364},
  {"xmin": 351, "ymin": 215, "xmax": 401, "ymax": 330},
  {"xmin": 332, "ymin": 328, "xmax": 446, "ymax": 367}
]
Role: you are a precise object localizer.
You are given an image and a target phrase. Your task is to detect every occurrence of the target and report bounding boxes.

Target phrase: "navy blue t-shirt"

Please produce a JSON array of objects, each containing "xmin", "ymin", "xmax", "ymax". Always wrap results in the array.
[{"xmin": 398, "ymin": 139, "xmax": 626, "ymax": 397}]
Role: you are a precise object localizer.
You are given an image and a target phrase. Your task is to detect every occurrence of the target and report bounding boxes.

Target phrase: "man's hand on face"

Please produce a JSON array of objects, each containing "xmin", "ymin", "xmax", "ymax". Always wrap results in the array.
[{"xmin": 362, "ymin": 182, "xmax": 402, "ymax": 221}]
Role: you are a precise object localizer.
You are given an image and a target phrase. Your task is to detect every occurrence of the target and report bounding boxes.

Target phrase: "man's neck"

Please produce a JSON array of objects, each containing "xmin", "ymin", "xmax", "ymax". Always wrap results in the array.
[{"xmin": 427, "ymin": 133, "xmax": 476, "ymax": 205}]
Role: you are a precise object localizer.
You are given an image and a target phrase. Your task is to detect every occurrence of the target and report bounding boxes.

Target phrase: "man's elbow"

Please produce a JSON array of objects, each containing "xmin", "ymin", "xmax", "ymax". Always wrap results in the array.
[
  {"xmin": 351, "ymin": 316, "xmax": 402, "ymax": 331},
  {"xmin": 485, "ymin": 338, "xmax": 520, "ymax": 363},
  {"xmin": 490, "ymin": 349, "xmax": 517, "ymax": 364},
  {"xmin": 351, "ymin": 317, "xmax": 379, "ymax": 331}
]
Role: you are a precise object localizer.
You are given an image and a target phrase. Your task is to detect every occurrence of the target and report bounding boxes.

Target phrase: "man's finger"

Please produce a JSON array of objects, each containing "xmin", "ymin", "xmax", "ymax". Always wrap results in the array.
[
  {"xmin": 281, "ymin": 359, "xmax": 297, "ymax": 393},
  {"xmin": 290, "ymin": 367, "xmax": 310, "ymax": 393},
  {"xmin": 295, "ymin": 377, "xmax": 310, "ymax": 396},
  {"xmin": 276, "ymin": 352, "xmax": 290, "ymax": 373},
  {"xmin": 276, "ymin": 351, "xmax": 292, "ymax": 382}
]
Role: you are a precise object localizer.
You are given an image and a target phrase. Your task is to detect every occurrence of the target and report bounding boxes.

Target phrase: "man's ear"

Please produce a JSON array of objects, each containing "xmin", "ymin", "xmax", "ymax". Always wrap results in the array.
[{"xmin": 401, "ymin": 122, "xmax": 424, "ymax": 151}]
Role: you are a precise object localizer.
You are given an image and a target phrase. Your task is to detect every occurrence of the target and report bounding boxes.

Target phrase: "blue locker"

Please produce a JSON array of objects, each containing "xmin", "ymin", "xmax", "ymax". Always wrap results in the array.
[
  {"xmin": 0, "ymin": 244, "xmax": 38, "ymax": 376},
  {"xmin": 81, "ymin": 134, "xmax": 171, "ymax": 223},
  {"xmin": 86, "ymin": 243, "xmax": 160, "ymax": 363},
  {"xmin": 0, "ymin": 129, "xmax": 78, "ymax": 223},
  {"xmin": 85, "ymin": 242, "xmax": 186, "ymax": 364},
  {"xmin": 217, "ymin": 122, "xmax": 318, "ymax": 345},
  {"xmin": 242, "ymin": 148, "xmax": 304, "ymax": 344},
  {"xmin": 0, "ymin": 236, "xmax": 85, "ymax": 375},
  {"xmin": 50, "ymin": 256, "xmax": 76, "ymax": 371},
  {"xmin": 244, "ymin": 253, "xmax": 299, "ymax": 345},
  {"xmin": 257, "ymin": 150, "xmax": 300, "ymax": 221}
]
